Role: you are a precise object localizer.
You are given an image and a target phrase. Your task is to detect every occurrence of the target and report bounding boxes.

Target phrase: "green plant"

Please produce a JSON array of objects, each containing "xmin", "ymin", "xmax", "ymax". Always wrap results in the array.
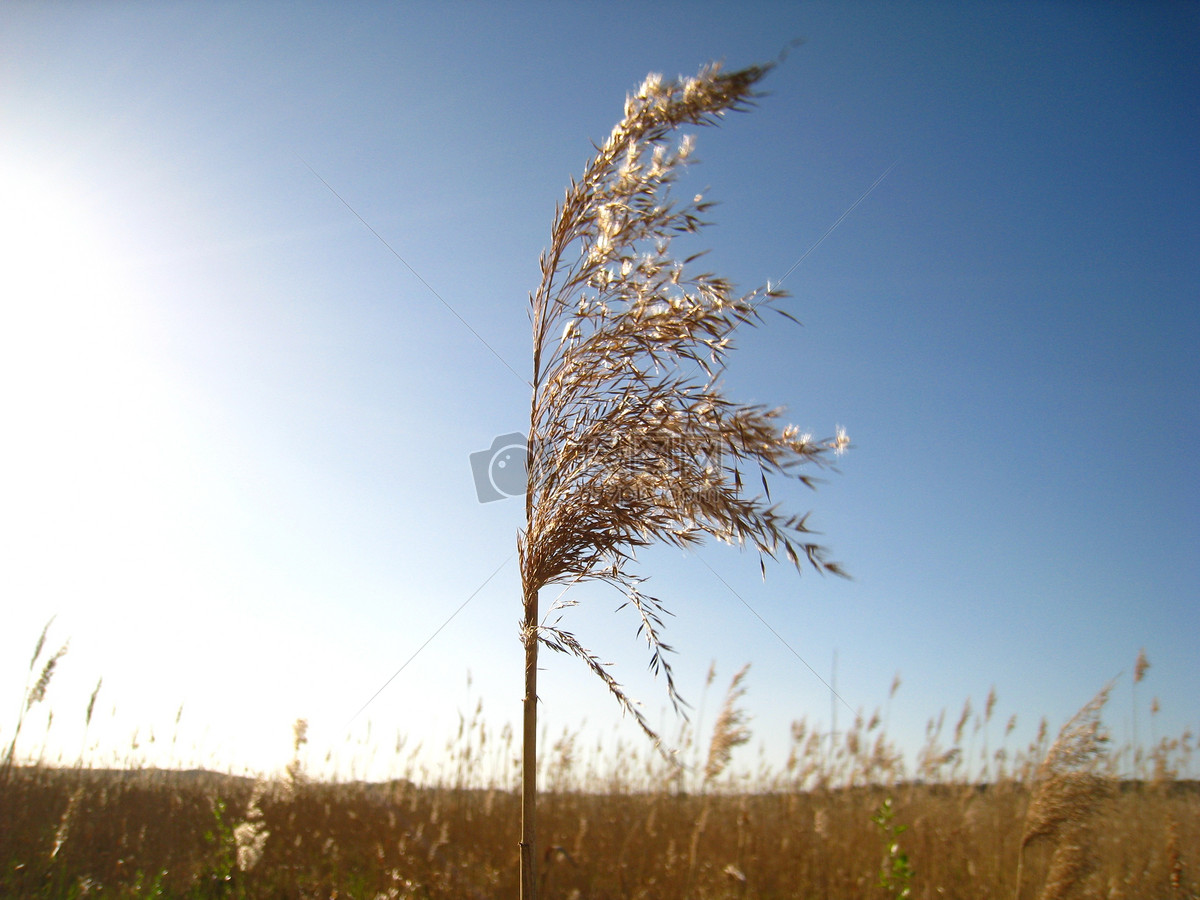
[
  {"xmin": 519, "ymin": 58, "xmax": 848, "ymax": 898},
  {"xmin": 871, "ymin": 797, "xmax": 915, "ymax": 899},
  {"xmin": 129, "ymin": 866, "xmax": 169, "ymax": 898},
  {"xmin": 200, "ymin": 797, "xmax": 237, "ymax": 898}
]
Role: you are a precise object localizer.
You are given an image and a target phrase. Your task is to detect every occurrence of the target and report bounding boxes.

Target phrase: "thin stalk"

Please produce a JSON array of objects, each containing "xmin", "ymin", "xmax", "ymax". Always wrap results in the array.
[{"xmin": 520, "ymin": 582, "xmax": 539, "ymax": 899}]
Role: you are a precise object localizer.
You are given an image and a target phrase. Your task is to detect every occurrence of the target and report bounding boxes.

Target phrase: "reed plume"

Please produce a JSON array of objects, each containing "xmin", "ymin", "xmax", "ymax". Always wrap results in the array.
[
  {"xmin": 517, "ymin": 58, "xmax": 847, "ymax": 897},
  {"xmin": 704, "ymin": 664, "xmax": 753, "ymax": 785},
  {"xmin": 2, "ymin": 618, "xmax": 68, "ymax": 786},
  {"xmin": 1133, "ymin": 647, "xmax": 1150, "ymax": 774},
  {"xmin": 1014, "ymin": 684, "xmax": 1115, "ymax": 900}
]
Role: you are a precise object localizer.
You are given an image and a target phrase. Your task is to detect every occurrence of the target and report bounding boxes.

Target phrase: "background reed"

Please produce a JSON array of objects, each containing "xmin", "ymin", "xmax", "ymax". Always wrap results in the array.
[{"xmin": 2, "ymin": 625, "xmax": 1195, "ymax": 899}]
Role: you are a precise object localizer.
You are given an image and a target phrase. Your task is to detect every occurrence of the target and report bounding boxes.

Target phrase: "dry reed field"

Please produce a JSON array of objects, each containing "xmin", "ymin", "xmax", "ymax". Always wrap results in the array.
[{"xmin": 2, "ymin": 653, "xmax": 1197, "ymax": 900}]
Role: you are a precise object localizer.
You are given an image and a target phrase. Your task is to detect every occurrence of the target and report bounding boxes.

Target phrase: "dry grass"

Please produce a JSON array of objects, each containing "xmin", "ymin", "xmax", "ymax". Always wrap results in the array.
[
  {"xmin": 3, "ymin": 758, "xmax": 1197, "ymax": 899},
  {"xmin": 1015, "ymin": 685, "xmax": 1115, "ymax": 900},
  {"xmin": 522, "ymin": 58, "xmax": 848, "ymax": 746},
  {"xmin": 2, "ymin": 657, "xmax": 1197, "ymax": 899},
  {"xmin": 703, "ymin": 664, "xmax": 753, "ymax": 785},
  {"xmin": 2, "ymin": 618, "xmax": 69, "ymax": 789}
]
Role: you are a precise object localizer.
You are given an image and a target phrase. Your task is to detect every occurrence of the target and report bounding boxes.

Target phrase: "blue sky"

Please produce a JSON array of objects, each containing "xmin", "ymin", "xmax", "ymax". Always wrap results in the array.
[{"xmin": 1, "ymin": 2, "xmax": 1196, "ymax": 781}]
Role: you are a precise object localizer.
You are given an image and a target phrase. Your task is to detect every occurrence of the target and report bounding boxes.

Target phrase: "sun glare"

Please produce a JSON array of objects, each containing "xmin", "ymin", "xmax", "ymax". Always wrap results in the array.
[
  {"xmin": 0, "ymin": 163, "xmax": 156, "ymax": 555},
  {"xmin": 0, "ymin": 161, "xmax": 308, "ymax": 773},
  {"xmin": 0, "ymin": 162, "xmax": 199, "ymax": 726}
]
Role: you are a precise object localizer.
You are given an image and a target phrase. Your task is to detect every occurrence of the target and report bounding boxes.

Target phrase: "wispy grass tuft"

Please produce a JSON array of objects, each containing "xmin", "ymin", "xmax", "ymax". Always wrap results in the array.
[
  {"xmin": 2, "ymin": 617, "xmax": 68, "ymax": 787},
  {"xmin": 1015, "ymin": 684, "xmax": 1116, "ymax": 900},
  {"xmin": 703, "ymin": 663, "xmax": 752, "ymax": 786}
]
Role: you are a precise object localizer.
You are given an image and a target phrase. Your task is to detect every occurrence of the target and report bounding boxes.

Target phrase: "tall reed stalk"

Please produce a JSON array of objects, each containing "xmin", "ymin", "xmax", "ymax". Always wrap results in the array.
[{"xmin": 519, "ymin": 58, "xmax": 847, "ymax": 898}]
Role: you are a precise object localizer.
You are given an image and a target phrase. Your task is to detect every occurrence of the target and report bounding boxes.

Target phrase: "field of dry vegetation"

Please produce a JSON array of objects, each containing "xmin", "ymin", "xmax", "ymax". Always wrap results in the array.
[{"xmin": 2, "ymin": 654, "xmax": 1197, "ymax": 900}]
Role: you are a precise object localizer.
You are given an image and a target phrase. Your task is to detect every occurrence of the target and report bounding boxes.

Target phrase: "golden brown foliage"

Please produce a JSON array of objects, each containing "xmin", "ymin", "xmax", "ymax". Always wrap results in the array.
[
  {"xmin": 3, "ymin": 765, "xmax": 1197, "ymax": 899},
  {"xmin": 522, "ymin": 60, "xmax": 848, "ymax": 744},
  {"xmin": 2, "ymin": 674, "xmax": 1197, "ymax": 898},
  {"xmin": 1015, "ymin": 686, "xmax": 1118, "ymax": 900}
]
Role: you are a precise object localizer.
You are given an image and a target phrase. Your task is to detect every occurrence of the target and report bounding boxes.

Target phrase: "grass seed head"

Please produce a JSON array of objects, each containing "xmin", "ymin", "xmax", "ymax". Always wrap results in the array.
[{"xmin": 523, "ymin": 60, "xmax": 848, "ymax": 751}]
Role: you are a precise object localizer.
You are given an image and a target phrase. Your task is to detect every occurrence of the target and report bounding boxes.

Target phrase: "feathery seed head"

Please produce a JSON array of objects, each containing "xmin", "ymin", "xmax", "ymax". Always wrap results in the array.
[
  {"xmin": 1134, "ymin": 648, "xmax": 1150, "ymax": 683},
  {"xmin": 524, "ymin": 58, "xmax": 844, "ymax": 753},
  {"xmin": 704, "ymin": 664, "xmax": 753, "ymax": 783},
  {"xmin": 638, "ymin": 72, "xmax": 664, "ymax": 99},
  {"xmin": 832, "ymin": 425, "xmax": 850, "ymax": 456},
  {"xmin": 1021, "ymin": 685, "xmax": 1115, "ymax": 852},
  {"xmin": 28, "ymin": 642, "xmax": 68, "ymax": 709}
]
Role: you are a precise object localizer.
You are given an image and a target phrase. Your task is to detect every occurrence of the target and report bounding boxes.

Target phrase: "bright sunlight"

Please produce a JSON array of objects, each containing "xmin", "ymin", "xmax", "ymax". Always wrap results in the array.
[{"xmin": 0, "ymin": 161, "xmax": 159, "ymax": 591}]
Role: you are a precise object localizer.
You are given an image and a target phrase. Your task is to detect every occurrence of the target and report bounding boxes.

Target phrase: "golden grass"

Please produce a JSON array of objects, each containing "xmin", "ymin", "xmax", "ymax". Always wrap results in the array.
[
  {"xmin": 1015, "ymin": 685, "xmax": 1115, "ymax": 900},
  {"xmin": 3, "ymin": 760, "xmax": 1197, "ymax": 898},
  {"xmin": 2, "ymin": 665, "xmax": 1197, "ymax": 899},
  {"xmin": 522, "ymin": 58, "xmax": 849, "ymax": 750}
]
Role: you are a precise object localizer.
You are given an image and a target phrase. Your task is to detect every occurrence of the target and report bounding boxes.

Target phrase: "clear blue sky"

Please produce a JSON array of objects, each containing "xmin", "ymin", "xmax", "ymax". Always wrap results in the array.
[{"xmin": 2, "ymin": 2, "xmax": 1196, "ymax": 781}]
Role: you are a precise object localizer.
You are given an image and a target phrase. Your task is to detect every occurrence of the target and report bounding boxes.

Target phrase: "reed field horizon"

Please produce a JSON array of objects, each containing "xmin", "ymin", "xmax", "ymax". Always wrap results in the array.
[
  {"xmin": 5, "ymin": 617, "xmax": 1194, "ymax": 790},
  {"xmin": 3, "ymin": 623, "xmax": 1197, "ymax": 898}
]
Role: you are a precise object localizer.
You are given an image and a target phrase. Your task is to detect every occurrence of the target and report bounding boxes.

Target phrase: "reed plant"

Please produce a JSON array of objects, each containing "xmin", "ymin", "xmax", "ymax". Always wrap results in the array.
[
  {"xmin": 1, "ymin": 617, "xmax": 67, "ymax": 789},
  {"xmin": 519, "ymin": 57, "xmax": 848, "ymax": 897},
  {"xmin": 1014, "ymin": 685, "xmax": 1116, "ymax": 900}
]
